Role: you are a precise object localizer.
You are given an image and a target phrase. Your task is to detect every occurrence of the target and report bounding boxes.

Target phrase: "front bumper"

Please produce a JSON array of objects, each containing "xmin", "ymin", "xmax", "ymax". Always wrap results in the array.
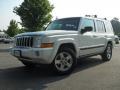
[{"xmin": 11, "ymin": 47, "xmax": 54, "ymax": 64}]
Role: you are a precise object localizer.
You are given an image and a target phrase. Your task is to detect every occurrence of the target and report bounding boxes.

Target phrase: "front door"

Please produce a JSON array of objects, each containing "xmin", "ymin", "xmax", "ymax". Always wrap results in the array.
[{"xmin": 78, "ymin": 18, "xmax": 102, "ymax": 56}]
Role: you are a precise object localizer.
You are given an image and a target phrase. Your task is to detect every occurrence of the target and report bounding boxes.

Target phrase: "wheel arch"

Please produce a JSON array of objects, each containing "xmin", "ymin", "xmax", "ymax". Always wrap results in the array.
[
  {"xmin": 107, "ymin": 41, "xmax": 113, "ymax": 48},
  {"xmin": 58, "ymin": 43, "xmax": 77, "ymax": 54}
]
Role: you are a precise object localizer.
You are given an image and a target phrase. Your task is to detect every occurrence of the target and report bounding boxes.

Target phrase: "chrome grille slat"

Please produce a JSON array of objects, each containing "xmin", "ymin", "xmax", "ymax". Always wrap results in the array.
[
  {"xmin": 25, "ymin": 37, "xmax": 27, "ymax": 46},
  {"xmin": 20, "ymin": 38, "xmax": 22, "ymax": 46},
  {"xmin": 16, "ymin": 36, "xmax": 33, "ymax": 47},
  {"xmin": 28, "ymin": 37, "xmax": 30, "ymax": 47},
  {"xmin": 18, "ymin": 38, "xmax": 20, "ymax": 46}
]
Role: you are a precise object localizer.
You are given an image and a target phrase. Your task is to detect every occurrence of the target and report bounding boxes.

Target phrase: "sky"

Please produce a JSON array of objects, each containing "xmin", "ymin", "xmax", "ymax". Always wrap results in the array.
[{"xmin": 0, "ymin": 0, "xmax": 120, "ymax": 30}]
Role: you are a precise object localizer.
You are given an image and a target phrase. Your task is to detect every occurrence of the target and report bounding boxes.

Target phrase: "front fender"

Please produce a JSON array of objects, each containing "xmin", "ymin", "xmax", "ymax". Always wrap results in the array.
[{"xmin": 50, "ymin": 38, "xmax": 79, "ymax": 62}]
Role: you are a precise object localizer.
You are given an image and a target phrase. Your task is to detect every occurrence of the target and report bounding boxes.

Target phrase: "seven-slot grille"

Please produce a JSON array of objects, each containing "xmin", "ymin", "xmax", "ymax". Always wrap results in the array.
[{"xmin": 16, "ymin": 36, "xmax": 34, "ymax": 47}]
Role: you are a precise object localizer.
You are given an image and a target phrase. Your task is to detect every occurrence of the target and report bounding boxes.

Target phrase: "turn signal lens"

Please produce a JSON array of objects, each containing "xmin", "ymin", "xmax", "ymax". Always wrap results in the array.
[{"xmin": 40, "ymin": 43, "xmax": 53, "ymax": 48}]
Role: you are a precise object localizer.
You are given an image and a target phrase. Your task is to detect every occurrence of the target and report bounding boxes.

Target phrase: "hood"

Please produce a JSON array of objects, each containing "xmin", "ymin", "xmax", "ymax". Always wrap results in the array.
[{"xmin": 16, "ymin": 30, "xmax": 78, "ymax": 37}]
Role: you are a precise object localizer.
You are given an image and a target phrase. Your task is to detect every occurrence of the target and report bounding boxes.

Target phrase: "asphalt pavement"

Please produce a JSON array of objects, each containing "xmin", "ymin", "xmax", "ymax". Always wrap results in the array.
[{"xmin": 0, "ymin": 44, "xmax": 120, "ymax": 90}]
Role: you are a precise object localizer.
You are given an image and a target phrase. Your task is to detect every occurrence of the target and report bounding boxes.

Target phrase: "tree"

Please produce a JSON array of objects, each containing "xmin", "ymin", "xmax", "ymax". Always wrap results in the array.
[
  {"xmin": 14, "ymin": 0, "xmax": 54, "ymax": 32},
  {"xmin": 113, "ymin": 17, "xmax": 119, "ymax": 21},
  {"xmin": 18, "ymin": 28, "xmax": 25, "ymax": 33},
  {"xmin": 111, "ymin": 17, "xmax": 120, "ymax": 35},
  {"xmin": 6, "ymin": 20, "xmax": 19, "ymax": 37}
]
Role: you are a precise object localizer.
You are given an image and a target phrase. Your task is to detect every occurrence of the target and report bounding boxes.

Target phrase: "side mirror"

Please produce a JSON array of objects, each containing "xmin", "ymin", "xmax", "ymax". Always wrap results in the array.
[{"xmin": 81, "ymin": 26, "xmax": 93, "ymax": 34}]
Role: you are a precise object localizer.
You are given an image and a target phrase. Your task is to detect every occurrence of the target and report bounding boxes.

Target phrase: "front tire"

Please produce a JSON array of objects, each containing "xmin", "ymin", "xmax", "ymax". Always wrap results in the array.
[
  {"xmin": 52, "ymin": 48, "xmax": 77, "ymax": 75},
  {"xmin": 101, "ymin": 43, "xmax": 112, "ymax": 61}
]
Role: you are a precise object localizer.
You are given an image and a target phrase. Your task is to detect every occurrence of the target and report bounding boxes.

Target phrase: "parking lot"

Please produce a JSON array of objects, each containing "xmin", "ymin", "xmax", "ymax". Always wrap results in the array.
[{"xmin": 0, "ymin": 44, "xmax": 120, "ymax": 90}]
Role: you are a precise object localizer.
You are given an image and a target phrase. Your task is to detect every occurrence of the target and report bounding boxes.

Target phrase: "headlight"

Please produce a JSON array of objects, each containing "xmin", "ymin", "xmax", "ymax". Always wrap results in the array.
[{"xmin": 34, "ymin": 36, "xmax": 41, "ymax": 48}]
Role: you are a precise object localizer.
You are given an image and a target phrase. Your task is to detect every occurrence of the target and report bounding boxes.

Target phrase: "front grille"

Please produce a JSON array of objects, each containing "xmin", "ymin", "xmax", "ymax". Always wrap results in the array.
[{"xmin": 16, "ymin": 36, "xmax": 34, "ymax": 47}]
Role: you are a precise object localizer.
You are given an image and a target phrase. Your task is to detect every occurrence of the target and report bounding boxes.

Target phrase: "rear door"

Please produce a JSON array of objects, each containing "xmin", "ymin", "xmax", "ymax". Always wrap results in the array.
[{"xmin": 94, "ymin": 20, "xmax": 107, "ymax": 52}]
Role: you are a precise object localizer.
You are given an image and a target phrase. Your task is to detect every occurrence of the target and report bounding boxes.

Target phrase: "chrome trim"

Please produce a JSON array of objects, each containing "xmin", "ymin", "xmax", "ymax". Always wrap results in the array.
[
  {"xmin": 15, "ymin": 36, "xmax": 34, "ymax": 47},
  {"xmin": 80, "ymin": 44, "xmax": 105, "ymax": 50}
]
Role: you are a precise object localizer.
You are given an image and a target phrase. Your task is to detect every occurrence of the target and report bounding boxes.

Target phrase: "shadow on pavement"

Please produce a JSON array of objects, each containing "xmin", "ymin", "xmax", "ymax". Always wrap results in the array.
[
  {"xmin": 75, "ymin": 57, "xmax": 106, "ymax": 72},
  {"xmin": 0, "ymin": 57, "xmax": 107, "ymax": 90}
]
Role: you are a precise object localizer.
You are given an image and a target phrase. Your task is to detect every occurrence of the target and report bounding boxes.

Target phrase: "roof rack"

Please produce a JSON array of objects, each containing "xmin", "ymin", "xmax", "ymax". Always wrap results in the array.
[{"xmin": 85, "ymin": 15, "xmax": 107, "ymax": 20}]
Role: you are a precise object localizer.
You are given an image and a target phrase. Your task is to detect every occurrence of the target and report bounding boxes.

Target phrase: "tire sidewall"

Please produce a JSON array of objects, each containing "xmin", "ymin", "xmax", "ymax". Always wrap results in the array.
[
  {"xmin": 102, "ymin": 43, "xmax": 112, "ymax": 61},
  {"xmin": 53, "ymin": 48, "xmax": 76, "ymax": 75}
]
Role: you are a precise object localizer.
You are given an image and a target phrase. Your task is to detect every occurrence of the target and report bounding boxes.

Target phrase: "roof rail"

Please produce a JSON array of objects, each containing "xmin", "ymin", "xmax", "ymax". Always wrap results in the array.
[
  {"xmin": 85, "ymin": 15, "xmax": 97, "ymax": 18},
  {"xmin": 85, "ymin": 15, "xmax": 107, "ymax": 20}
]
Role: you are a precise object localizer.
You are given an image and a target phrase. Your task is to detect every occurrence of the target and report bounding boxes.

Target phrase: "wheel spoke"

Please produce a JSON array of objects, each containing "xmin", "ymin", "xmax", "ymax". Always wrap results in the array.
[
  {"xmin": 107, "ymin": 46, "xmax": 112, "ymax": 59},
  {"xmin": 59, "ymin": 63, "xmax": 65, "ymax": 70},
  {"xmin": 55, "ymin": 60, "xmax": 61, "ymax": 64},
  {"xmin": 60, "ymin": 53, "xmax": 65, "ymax": 59},
  {"xmin": 66, "ymin": 61, "xmax": 72, "ymax": 68},
  {"xmin": 107, "ymin": 47, "xmax": 111, "ymax": 54},
  {"xmin": 66, "ymin": 55, "xmax": 72, "ymax": 61}
]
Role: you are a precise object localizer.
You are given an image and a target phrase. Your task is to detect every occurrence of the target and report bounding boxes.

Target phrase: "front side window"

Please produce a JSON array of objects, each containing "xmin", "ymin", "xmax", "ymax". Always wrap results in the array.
[
  {"xmin": 81, "ymin": 18, "xmax": 95, "ymax": 32},
  {"xmin": 46, "ymin": 18, "xmax": 80, "ymax": 31}
]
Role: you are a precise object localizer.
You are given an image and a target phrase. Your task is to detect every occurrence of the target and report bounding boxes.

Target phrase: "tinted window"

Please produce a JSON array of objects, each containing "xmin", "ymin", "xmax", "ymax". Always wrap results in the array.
[
  {"xmin": 81, "ymin": 18, "xmax": 95, "ymax": 32},
  {"xmin": 96, "ymin": 20, "xmax": 106, "ymax": 33},
  {"xmin": 46, "ymin": 18, "xmax": 80, "ymax": 31}
]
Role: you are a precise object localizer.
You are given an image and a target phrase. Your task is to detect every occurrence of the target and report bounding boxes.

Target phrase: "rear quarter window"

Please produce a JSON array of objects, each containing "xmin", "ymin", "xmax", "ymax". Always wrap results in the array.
[
  {"xmin": 104, "ymin": 21, "xmax": 114, "ymax": 34},
  {"xmin": 96, "ymin": 20, "xmax": 106, "ymax": 33}
]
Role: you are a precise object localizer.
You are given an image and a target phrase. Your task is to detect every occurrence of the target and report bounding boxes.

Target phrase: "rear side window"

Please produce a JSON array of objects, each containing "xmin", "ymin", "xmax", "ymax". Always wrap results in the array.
[
  {"xmin": 81, "ymin": 18, "xmax": 95, "ymax": 32},
  {"xmin": 96, "ymin": 20, "xmax": 106, "ymax": 33}
]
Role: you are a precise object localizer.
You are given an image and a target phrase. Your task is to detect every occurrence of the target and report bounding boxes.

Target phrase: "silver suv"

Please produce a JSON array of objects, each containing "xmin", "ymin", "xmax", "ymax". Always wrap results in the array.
[{"xmin": 11, "ymin": 17, "xmax": 115, "ymax": 75}]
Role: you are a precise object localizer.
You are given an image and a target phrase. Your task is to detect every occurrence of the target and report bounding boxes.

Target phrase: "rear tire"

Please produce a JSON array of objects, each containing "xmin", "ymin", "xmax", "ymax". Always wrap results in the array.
[
  {"xmin": 101, "ymin": 43, "xmax": 112, "ymax": 61},
  {"xmin": 52, "ymin": 47, "xmax": 77, "ymax": 75}
]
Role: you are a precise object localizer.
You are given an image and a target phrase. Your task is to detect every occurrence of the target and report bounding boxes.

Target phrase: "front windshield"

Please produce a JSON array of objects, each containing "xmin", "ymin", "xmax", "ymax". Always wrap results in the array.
[{"xmin": 46, "ymin": 17, "xmax": 80, "ymax": 31}]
